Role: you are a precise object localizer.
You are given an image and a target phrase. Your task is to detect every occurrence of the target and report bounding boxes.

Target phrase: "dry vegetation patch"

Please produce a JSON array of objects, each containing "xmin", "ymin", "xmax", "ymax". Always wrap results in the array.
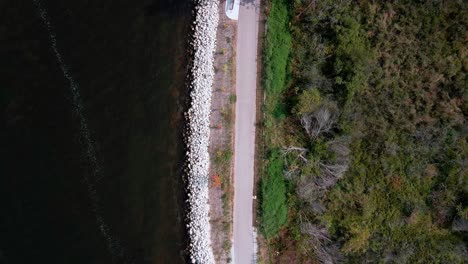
[{"xmin": 207, "ymin": 1, "xmax": 237, "ymax": 263}]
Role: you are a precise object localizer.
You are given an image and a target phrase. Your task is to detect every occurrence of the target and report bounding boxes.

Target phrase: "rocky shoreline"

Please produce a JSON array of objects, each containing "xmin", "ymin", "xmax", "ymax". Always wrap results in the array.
[{"xmin": 184, "ymin": 0, "xmax": 218, "ymax": 263}]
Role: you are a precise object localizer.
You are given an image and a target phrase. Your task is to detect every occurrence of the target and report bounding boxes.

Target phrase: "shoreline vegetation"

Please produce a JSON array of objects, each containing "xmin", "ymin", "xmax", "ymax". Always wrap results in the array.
[
  {"xmin": 184, "ymin": 0, "xmax": 219, "ymax": 263},
  {"xmin": 260, "ymin": 0, "xmax": 467, "ymax": 263}
]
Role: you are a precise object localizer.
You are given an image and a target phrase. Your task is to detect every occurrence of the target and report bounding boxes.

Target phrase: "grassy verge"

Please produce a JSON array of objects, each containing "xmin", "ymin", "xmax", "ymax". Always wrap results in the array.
[
  {"xmin": 260, "ymin": 149, "xmax": 288, "ymax": 239},
  {"xmin": 259, "ymin": 0, "xmax": 292, "ymax": 242}
]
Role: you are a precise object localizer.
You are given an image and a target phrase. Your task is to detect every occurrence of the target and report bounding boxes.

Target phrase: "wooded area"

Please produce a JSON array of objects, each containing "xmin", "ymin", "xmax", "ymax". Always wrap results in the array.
[{"xmin": 260, "ymin": 0, "xmax": 467, "ymax": 262}]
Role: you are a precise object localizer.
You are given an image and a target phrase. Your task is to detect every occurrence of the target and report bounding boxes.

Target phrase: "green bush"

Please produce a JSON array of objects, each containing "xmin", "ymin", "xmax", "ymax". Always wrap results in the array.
[
  {"xmin": 294, "ymin": 88, "xmax": 322, "ymax": 116},
  {"xmin": 333, "ymin": 15, "xmax": 372, "ymax": 102},
  {"xmin": 261, "ymin": 150, "xmax": 288, "ymax": 239},
  {"xmin": 263, "ymin": 0, "xmax": 291, "ymax": 97},
  {"xmin": 229, "ymin": 93, "xmax": 236, "ymax": 104},
  {"xmin": 213, "ymin": 148, "xmax": 232, "ymax": 167}
]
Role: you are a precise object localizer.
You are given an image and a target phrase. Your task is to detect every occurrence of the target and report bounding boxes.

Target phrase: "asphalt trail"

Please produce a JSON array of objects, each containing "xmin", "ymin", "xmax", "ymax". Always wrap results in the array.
[{"xmin": 233, "ymin": 0, "xmax": 260, "ymax": 263}]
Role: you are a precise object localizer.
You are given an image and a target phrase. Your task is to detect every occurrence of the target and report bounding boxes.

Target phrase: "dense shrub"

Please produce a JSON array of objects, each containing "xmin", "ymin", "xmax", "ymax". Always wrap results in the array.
[{"xmin": 261, "ymin": 0, "xmax": 467, "ymax": 262}]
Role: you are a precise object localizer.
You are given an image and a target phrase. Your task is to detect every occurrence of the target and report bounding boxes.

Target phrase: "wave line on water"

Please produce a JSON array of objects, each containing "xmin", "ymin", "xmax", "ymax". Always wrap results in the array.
[{"xmin": 32, "ymin": 1, "xmax": 132, "ymax": 263}]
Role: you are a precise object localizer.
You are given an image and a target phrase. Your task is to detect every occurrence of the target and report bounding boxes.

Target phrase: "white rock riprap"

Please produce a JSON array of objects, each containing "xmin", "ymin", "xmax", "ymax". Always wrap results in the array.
[{"xmin": 184, "ymin": 0, "xmax": 218, "ymax": 263}]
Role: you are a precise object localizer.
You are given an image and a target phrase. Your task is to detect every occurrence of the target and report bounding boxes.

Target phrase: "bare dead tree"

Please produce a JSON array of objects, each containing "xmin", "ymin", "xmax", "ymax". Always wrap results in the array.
[
  {"xmin": 312, "ymin": 136, "xmax": 350, "ymax": 190},
  {"xmin": 301, "ymin": 222, "xmax": 331, "ymax": 242},
  {"xmin": 295, "ymin": 0, "xmax": 316, "ymax": 20},
  {"xmin": 296, "ymin": 174, "xmax": 317, "ymax": 200},
  {"xmin": 282, "ymin": 146, "xmax": 309, "ymax": 163},
  {"xmin": 328, "ymin": 136, "xmax": 351, "ymax": 161},
  {"xmin": 280, "ymin": 115, "xmax": 350, "ymax": 264},
  {"xmin": 300, "ymin": 221, "xmax": 343, "ymax": 264},
  {"xmin": 301, "ymin": 106, "xmax": 337, "ymax": 139},
  {"xmin": 282, "ymin": 146, "xmax": 309, "ymax": 180},
  {"xmin": 295, "ymin": 161, "xmax": 349, "ymax": 203},
  {"xmin": 452, "ymin": 218, "xmax": 468, "ymax": 232},
  {"xmin": 319, "ymin": 162, "xmax": 348, "ymax": 180},
  {"xmin": 284, "ymin": 168, "xmax": 300, "ymax": 180}
]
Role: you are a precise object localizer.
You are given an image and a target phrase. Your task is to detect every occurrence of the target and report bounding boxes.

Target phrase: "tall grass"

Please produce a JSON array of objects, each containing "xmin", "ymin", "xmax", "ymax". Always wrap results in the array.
[
  {"xmin": 261, "ymin": 150, "xmax": 288, "ymax": 239},
  {"xmin": 259, "ymin": 0, "xmax": 292, "ymax": 239},
  {"xmin": 263, "ymin": 0, "xmax": 291, "ymax": 97}
]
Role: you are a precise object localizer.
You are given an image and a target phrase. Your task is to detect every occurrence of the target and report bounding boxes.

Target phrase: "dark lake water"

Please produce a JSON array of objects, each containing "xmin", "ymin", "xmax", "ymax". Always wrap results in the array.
[{"xmin": 1, "ymin": 0, "xmax": 191, "ymax": 263}]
